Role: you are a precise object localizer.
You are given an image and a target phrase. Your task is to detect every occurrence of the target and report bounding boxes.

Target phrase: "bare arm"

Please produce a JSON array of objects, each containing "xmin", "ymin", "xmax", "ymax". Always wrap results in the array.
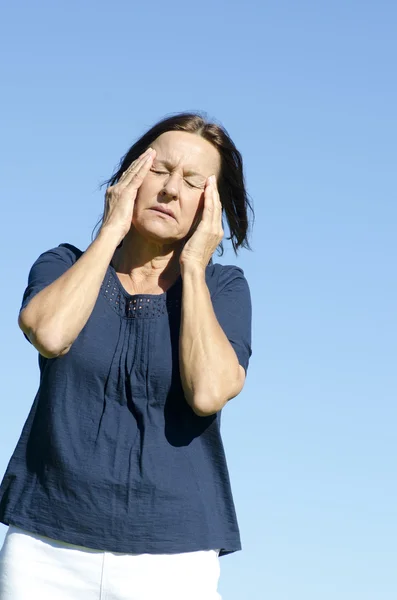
[
  {"xmin": 19, "ymin": 228, "xmax": 121, "ymax": 358},
  {"xmin": 180, "ymin": 263, "xmax": 245, "ymax": 416},
  {"xmin": 179, "ymin": 176, "xmax": 247, "ymax": 416},
  {"xmin": 19, "ymin": 147, "xmax": 156, "ymax": 358}
]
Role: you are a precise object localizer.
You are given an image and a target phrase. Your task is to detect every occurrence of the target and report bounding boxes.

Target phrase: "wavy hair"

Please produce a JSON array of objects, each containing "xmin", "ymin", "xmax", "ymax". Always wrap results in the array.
[{"xmin": 93, "ymin": 112, "xmax": 254, "ymax": 255}]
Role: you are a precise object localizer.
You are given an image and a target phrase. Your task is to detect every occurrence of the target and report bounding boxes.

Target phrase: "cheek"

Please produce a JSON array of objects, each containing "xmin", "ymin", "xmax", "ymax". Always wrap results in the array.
[
  {"xmin": 182, "ymin": 191, "xmax": 204, "ymax": 226},
  {"xmin": 134, "ymin": 178, "xmax": 157, "ymax": 208}
]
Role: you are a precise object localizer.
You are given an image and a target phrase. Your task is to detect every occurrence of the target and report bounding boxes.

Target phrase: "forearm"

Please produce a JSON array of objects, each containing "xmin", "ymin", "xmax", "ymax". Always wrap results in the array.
[
  {"xmin": 179, "ymin": 265, "xmax": 244, "ymax": 416},
  {"xmin": 19, "ymin": 226, "xmax": 121, "ymax": 357}
]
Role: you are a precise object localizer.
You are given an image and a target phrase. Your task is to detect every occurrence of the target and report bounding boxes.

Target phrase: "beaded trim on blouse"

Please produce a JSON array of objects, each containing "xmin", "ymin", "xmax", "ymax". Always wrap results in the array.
[{"xmin": 100, "ymin": 267, "xmax": 181, "ymax": 319}]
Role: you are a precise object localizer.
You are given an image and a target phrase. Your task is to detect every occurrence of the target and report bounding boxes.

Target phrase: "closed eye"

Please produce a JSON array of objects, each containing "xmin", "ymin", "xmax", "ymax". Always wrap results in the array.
[
  {"xmin": 185, "ymin": 178, "xmax": 206, "ymax": 189},
  {"xmin": 184, "ymin": 180, "xmax": 198, "ymax": 189},
  {"xmin": 151, "ymin": 169, "xmax": 202, "ymax": 189},
  {"xmin": 150, "ymin": 169, "xmax": 168, "ymax": 175}
]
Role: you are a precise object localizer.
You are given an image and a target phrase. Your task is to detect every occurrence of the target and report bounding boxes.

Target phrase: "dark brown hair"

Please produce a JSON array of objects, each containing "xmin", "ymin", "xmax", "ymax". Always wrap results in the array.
[{"xmin": 93, "ymin": 112, "xmax": 254, "ymax": 254}]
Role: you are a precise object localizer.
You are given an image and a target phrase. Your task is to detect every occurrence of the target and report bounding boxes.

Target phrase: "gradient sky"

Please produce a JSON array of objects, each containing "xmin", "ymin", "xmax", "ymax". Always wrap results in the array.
[{"xmin": 1, "ymin": 1, "xmax": 396, "ymax": 599}]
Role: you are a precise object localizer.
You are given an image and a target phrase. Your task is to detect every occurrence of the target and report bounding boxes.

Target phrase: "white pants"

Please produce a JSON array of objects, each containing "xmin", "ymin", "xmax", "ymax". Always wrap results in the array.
[{"xmin": 0, "ymin": 526, "xmax": 222, "ymax": 600}]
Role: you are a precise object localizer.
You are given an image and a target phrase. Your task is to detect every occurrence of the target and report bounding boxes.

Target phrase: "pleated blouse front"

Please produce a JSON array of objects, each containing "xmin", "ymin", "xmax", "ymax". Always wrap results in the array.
[{"xmin": 0, "ymin": 243, "xmax": 252, "ymax": 556}]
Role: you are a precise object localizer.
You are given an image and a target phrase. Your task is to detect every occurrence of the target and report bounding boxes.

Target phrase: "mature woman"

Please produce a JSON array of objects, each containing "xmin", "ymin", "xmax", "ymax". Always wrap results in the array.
[{"xmin": 0, "ymin": 112, "xmax": 253, "ymax": 600}]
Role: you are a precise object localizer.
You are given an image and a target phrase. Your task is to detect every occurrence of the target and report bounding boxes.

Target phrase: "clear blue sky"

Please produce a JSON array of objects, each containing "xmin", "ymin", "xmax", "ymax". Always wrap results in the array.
[{"xmin": 1, "ymin": 1, "xmax": 396, "ymax": 599}]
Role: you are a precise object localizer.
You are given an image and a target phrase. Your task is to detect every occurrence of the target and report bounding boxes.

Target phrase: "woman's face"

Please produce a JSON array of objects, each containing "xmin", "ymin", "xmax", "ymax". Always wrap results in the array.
[{"xmin": 132, "ymin": 131, "xmax": 221, "ymax": 245}]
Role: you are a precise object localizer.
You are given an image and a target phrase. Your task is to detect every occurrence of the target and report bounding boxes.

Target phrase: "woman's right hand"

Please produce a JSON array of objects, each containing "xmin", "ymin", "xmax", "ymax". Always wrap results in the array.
[{"xmin": 101, "ymin": 147, "xmax": 156, "ymax": 243}]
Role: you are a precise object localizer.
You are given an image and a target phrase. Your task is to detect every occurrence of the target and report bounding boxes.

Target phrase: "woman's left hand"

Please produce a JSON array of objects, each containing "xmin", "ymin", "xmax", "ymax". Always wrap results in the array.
[{"xmin": 180, "ymin": 175, "xmax": 224, "ymax": 271}]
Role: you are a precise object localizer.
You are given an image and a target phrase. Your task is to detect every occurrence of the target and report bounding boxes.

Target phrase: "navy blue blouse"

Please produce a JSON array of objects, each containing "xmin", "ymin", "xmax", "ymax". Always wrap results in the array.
[{"xmin": 0, "ymin": 243, "xmax": 252, "ymax": 556}]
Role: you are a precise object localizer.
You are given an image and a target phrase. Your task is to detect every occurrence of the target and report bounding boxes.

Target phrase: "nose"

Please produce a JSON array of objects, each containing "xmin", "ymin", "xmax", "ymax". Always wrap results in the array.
[{"xmin": 160, "ymin": 173, "xmax": 179, "ymax": 201}]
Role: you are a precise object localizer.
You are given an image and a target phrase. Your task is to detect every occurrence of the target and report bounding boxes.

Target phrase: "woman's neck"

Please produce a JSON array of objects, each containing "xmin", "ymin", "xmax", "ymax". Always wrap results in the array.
[{"xmin": 110, "ymin": 230, "xmax": 182, "ymax": 295}]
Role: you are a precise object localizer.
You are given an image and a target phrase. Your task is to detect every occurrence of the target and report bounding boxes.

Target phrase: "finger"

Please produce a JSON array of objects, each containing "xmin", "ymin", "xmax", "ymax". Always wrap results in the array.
[
  {"xmin": 201, "ymin": 178, "xmax": 214, "ymax": 225},
  {"xmin": 118, "ymin": 148, "xmax": 154, "ymax": 186},
  {"xmin": 206, "ymin": 177, "xmax": 223, "ymax": 242},
  {"xmin": 118, "ymin": 148, "xmax": 153, "ymax": 185},
  {"xmin": 127, "ymin": 150, "xmax": 156, "ymax": 189},
  {"xmin": 210, "ymin": 176, "xmax": 222, "ymax": 218},
  {"xmin": 205, "ymin": 176, "xmax": 222, "ymax": 225}
]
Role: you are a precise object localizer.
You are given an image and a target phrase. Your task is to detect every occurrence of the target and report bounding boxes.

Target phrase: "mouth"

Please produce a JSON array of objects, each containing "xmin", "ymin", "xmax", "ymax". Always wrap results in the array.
[{"xmin": 150, "ymin": 206, "xmax": 176, "ymax": 220}]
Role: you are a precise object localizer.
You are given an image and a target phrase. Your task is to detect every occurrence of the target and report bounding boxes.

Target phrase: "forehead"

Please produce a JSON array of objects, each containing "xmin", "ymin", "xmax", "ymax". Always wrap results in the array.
[{"xmin": 152, "ymin": 131, "xmax": 221, "ymax": 175}]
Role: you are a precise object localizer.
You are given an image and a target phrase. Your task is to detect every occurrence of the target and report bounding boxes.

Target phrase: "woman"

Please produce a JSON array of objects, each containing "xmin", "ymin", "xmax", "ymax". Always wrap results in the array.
[{"xmin": 0, "ymin": 112, "xmax": 253, "ymax": 599}]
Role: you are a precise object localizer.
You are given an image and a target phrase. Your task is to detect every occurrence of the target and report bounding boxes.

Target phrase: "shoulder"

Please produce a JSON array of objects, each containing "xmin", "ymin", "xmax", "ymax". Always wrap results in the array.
[
  {"xmin": 30, "ymin": 242, "xmax": 84, "ymax": 268},
  {"xmin": 205, "ymin": 263, "xmax": 250, "ymax": 298},
  {"xmin": 20, "ymin": 243, "xmax": 85, "ymax": 315},
  {"xmin": 206, "ymin": 263, "xmax": 253, "ymax": 370},
  {"xmin": 44, "ymin": 242, "xmax": 83, "ymax": 263},
  {"xmin": 58, "ymin": 242, "xmax": 84, "ymax": 260},
  {"xmin": 25, "ymin": 242, "xmax": 84, "ymax": 282}
]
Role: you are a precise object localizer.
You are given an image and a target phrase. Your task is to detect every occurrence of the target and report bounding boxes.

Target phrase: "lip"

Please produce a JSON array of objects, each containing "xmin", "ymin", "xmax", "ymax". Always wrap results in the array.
[{"xmin": 150, "ymin": 206, "xmax": 176, "ymax": 220}]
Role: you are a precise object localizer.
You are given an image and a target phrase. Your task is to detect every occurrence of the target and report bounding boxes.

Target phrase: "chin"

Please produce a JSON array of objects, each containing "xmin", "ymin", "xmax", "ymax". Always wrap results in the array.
[{"xmin": 133, "ymin": 218, "xmax": 183, "ymax": 245}]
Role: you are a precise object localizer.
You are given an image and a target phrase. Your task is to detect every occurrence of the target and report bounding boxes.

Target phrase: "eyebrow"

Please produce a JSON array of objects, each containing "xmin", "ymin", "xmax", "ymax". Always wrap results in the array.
[{"xmin": 154, "ymin": 160, "xmax": 205, "ymax": 179}]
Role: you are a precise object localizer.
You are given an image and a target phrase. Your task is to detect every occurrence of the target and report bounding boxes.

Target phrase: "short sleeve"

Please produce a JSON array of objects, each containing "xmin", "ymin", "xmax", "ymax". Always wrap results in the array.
[
  {"xmin": 211, "ymin": 266, "xmax": 252, "ymax": 373},
  {"xmin": 19, "ymin": 243, "xmax": 82, "ymax": 342}
]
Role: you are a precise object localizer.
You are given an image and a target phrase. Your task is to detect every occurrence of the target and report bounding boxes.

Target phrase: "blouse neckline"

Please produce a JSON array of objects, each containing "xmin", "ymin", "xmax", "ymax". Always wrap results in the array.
[
  {"xmin": 108, "ymin": 264, "xmax": 182, "ymax": 300},
  {"xmin": 102, "ymin": 265, "xmax": 182, "ymax": 319}
]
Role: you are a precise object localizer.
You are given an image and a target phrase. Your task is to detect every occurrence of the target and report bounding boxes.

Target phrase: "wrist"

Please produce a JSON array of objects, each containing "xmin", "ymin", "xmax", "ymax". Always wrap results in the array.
[
  {"xmin": 97, "ymin": 225, "xmax": 125, "ymax": 248},
  {"xmin": 180, "ymin": 260, "xmax": 206, "ymax": 279}
]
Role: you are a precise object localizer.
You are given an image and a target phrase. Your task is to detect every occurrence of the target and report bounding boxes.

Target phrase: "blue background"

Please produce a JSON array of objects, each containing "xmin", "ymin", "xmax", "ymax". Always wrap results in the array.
[{"xmin": 1, "ymin": 1, "xmax": 396, "ymax": 598}]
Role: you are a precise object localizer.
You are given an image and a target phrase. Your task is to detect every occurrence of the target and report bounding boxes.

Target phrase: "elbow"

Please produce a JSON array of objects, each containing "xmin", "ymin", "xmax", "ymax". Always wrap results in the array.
[
  {"xmin": 188, "ymin": 366, "xmax": 246, "ymax": 417},
  {"xmin": 18, "ymin": 312, "xmax": 71, "ymax": 358},
  {"xmin": 189, "ymin": 393, "xmax": 227, "ymax": 417},
  {"xmin": 31, "ymin": 331, "xmax": 72, "ymax": 358}
]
